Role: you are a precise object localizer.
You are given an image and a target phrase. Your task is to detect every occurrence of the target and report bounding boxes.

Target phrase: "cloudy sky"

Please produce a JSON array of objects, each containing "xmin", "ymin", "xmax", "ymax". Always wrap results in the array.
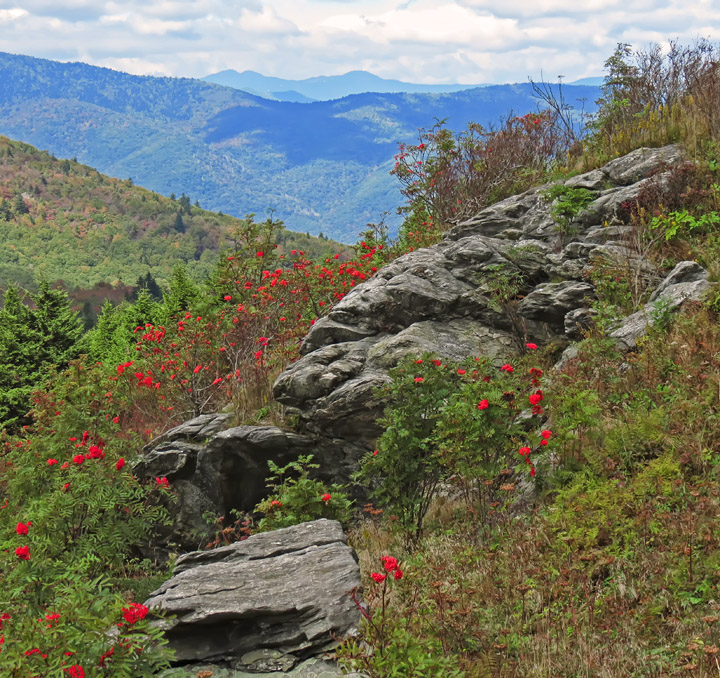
[{"xmin": 0, "ymin": 0, "xmax": 718, "ymax": 84}]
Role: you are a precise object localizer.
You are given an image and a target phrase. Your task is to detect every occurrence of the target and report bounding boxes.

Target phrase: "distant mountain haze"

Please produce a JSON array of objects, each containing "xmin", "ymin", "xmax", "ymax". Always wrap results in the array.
[
  {"xmin": 0, "ymin": 52, "xmax": 601, "ymax": 242},
  {"xmin": 202, "ymin": 69, "xmax": 603, "ymax": 102},
  {"xmin": 202, "ymin": 69, "xmax": 483, "ymax": 101}
]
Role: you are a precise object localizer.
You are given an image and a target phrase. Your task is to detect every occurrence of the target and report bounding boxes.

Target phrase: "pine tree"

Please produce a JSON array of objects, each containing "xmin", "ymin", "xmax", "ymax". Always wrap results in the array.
[
  {"xmin": 86, "ymin": 299, "xmax": 121, "ymax": 361},
  {"xmin": 178, "ymin": 193, "xmax": 192, "ymax": 214},
  {"xmin": 161, "ymin": 264, "xmax": 199, "ymax": 319},
  {"xmin": 86, "ymin": 290, "xmax": 160, "ymax": 363},
  {"xmin": 0, "ymin": 285, "xmax": 83, "ymax": 430},
  {"xmin": 173, "ymin": 212, "xmax": 186, "ymax": 234},
  {"xmin": 13, "ymin": 194, "xmax": 28, "ymax": 215},
  {"xmin": 30, "ymin": 282, "xmax": 84, "ymax": 365},
  {"xmin": 133, "ymin": 272, "xmax": 163, "ymax": 301},
  {"xmin": 0, "ymin": 287, "xmax": 42, "ymax": 429},
  {"xmin": 80, "ymin": 300, "xmax": 96, "ymax": 330}
]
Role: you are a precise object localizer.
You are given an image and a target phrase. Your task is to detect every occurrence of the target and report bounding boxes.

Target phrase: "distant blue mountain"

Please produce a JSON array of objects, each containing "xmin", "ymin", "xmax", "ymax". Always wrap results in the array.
[
  {"xmin": 569, "ymin": 77, "xmax": 605, "ymax": 87},
  {"xmin": 269, "ymin": 90, "xmax": 317, "ymax": 103},
  {"xmin": 0, "ymin": 52, "xmax": 600, "ymax": 242},
  {"xmin": 203, "ymin": 69, "xmax": 482, "ymax": 101}
]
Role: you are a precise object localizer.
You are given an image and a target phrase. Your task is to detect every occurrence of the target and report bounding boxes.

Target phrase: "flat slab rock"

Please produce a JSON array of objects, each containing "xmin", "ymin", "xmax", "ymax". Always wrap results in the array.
[
  {"xmin": 159, "ymin": 656, "xmax": 360, "ymax": 677},
  {"xmin": 145, "ymin": 520, "xmax": 362, "ymax": 670}
]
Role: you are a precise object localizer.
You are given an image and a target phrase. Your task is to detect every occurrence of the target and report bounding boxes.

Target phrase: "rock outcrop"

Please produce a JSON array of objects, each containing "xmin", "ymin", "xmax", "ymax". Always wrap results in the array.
[
  {"xmin": 273, "ymin": 145, "xmax": 695, "ymax": 455},
  {"xmin": 147, "ymin": 519, "xmax": 361, "ymax": 675},
  {"xmin": 138, "ymin": 145, "xmax": 713, "ymax": 549},
  {"xmin": 609, "ymin": 260, "xmax": 711, "ymax": 351},
  {"xmin": 136, "ymin": 416, "xmax": 316, "ymax": 548},
  {"xmin": 136, "ymin": 414, "xmax": 368, "ymax": 548},
  {"xmin": 160, "ymin": 657, "xmax": 353, "ymax": 678}
]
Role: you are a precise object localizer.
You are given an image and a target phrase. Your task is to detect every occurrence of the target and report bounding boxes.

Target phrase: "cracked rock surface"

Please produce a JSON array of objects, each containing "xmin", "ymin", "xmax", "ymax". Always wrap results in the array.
[
  {"xmin": 146, "ymin": 520, "xmax": 361, "ymax": 672},
  {"xmin": 273, "ymin": 144, "xmax": 695, "ymax": 453},
  {"xmin": 139, "ymin": 146, "xmax": 714, "ymax": 550},
  {"xmin": 141, "ymin": 145, "xmax": 716, "ymax": 675}
]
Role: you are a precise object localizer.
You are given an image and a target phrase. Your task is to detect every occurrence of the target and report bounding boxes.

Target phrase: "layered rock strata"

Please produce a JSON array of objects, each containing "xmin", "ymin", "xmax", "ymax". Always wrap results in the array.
[{"xmin": 147, "ymin": 519, "xmax": 361, "ymax": 675}]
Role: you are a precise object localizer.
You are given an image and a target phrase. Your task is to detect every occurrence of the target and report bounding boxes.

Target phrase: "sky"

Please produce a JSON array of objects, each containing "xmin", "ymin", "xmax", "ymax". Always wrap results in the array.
[{"xmin": 0, "ymin": 0, "xmax": 718, "ymax": 84}]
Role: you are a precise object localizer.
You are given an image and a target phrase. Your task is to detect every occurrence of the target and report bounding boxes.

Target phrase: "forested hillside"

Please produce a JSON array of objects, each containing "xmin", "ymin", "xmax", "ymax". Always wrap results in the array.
[{"xmin": 0, "ymin": 135, "xmax": 341, "ymax": 305}]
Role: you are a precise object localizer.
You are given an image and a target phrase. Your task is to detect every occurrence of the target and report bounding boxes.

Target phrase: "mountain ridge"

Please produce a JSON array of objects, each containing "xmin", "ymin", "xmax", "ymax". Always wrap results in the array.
[
  {"xmin": 203, "ymin": 68, "xmax": 603, "ymax": 102},
  {"xmin": 202, "ymin": 68, "xmax": 483, "ymax": 101},
  {"xmin": 0, "ymin": 52, "xmax": 600, "ymax": 241},
  {"xmin": 0, "ymin": 134, "xmax": 339, "ymax": 301}
]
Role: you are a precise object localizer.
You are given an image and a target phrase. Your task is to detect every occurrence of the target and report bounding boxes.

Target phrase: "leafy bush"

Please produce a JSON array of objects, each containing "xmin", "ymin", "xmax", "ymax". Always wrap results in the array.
[
  {"xmin": 0, "ymin": 377, "xmax": 174, "ymax": 675},
  {"xmin": 356, "ymin": 352, "xmax": 554, "ymax": 538},
  {"xmin": 254, "ymin": 455, "xmax": 354, "ymax": 532},
  {"xmin": 584, "ymin": 39, "xmax": 720, "ymax": 165},
  {"xmin": 541, "ymin": 184, "xmax": 597, "ymax": 238},
  {"xmin": 649, "ymin": 209, "xmax": 720, "ymax": 241},
  {"xmin": 338, "ymin": 554, "xmax": 464, "ymax": 678},
  {"xmin": 391, "ymin": 111, "xmax": 576, "ymax": 246}
]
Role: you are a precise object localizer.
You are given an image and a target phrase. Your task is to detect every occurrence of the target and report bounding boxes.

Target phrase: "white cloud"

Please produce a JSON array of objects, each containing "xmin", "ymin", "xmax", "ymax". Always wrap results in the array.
[
  {"xmin": 0, "ymin": 1, "xmax": 107, "ymax": 21},
  {"xmin": 238, "ymin": 6, "xmax": 301, "ymax": 35},
  {"xmin": 458, "ymin": 0, "xmax": 661, "ymax": 16},
  {"xmin": 0, "ymin": 7, "xmax": 26, "ymax": 21},
  {"xmin": 0, "ymin": 0, "xmax": 718, "ymax": 84},
  {"xmin": 98, "ymin": 56, "xmax": 174, "ymax": 76},
  {"xmin": 319, "ymin": 4, "xmax": 521, "ymax": 48}
]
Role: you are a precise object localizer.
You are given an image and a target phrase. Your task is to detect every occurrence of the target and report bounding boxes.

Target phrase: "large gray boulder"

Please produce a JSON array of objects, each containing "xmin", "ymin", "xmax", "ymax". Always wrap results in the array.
[
  {"xmin": 273, "ymin": 144, "xmax": 689, "ymax": 455},
  {"xmin": 135, "ymin": 416, "xmax": 316, "ymax": 549},
  {"xmin": 138, "ymin": 145, "xmax": 705, "ymax": 553},
  {"xmin": 147, "ymin": 520, "xmax": 361, "ymax": 673},
  {"xmin": 160, "ymin": 656, "xmax": 356, "ymax": 677}
]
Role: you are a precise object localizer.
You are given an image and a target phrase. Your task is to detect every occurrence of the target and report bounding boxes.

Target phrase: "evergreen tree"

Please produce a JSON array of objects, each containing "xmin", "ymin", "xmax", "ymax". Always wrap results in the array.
[
  {"xmin": 0, "ymin": 197, "xmax": 10, "ymax": 220},
  {"xmin": 0, "ymin": 286, "xmax": 38, "ymax": 427},
  {"xmin": 86, "ymin": 290, "xmax": 160, "ymax": 363},
  {"xmin": 161, "ymin": 264, "xmax": 199, "ymax": 319},
  {"xmin": 0, "ymin": 284, "xmax": 83, "ymax": 430},
  {"xmin": 13, "ymin": 194, "xmax": 28, "ymax": 215},
  {"xmin": 86, "ymin": 299, "xmax": 121, "ymax": 361},
  {"xmin": 30, "ymin": 282, "xmax": 84, "ymax": 365},
  {"xmin": 133, "ymin": 272, "xmax": 163, "ymax": 301},
  {"xmin": 178, "ymin": 193, "xmax": 192, "ymax": 214},
  {"xmin": 122, "ymin": 288, "xmax": 160, "ymax": 335},
  {"xmin": 173, "ymin": 212, "xmax": 186, "ymax": 234},
  {"xmin": 80, "ymin": 300, "xmax": 96, "ymax": 330}
]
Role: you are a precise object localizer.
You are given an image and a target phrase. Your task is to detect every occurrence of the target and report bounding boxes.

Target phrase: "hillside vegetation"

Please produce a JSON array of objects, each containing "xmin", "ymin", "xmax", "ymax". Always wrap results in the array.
[
  {"xmin": 0, "ymin": 134, "xmax": 341, "ymax": 298},
  {"xmin": 338, "ymin": 40, "xmax": 720, "ymax": 677},
  {"xmin": 0, "ymin": 39, "xmax": 719, "ymax": 677}
]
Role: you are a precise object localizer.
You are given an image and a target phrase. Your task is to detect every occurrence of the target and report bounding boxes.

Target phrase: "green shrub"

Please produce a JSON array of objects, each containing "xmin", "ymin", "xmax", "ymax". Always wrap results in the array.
[
  {"xmin": 254, "ymin": 455, "xmax": 354, "ymax": 532},
  {"xmin": 541, "ymin": 184, "xmax": 597, "ymax": 239},
  {"xmin": 356, "ymin": 353, "xmax": 554, "ymax": 538},
  {"xmin": 337, "ymin": 555, "xmax": 465, "ymax": 678},
  {"xmin": 649, "ymin": 209, "xmax": 720, "ymax": 241},
  {"xmin": 0, "ymin": 380, "xmax": 174, "ymax": 675}
]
